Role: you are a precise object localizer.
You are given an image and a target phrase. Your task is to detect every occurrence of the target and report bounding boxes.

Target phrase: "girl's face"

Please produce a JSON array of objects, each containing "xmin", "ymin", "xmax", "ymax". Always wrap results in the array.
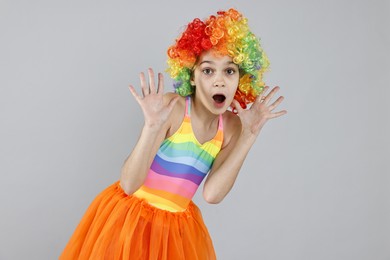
[{"xmin": 192, "ymin": 50, "xmax": 239, "ymax": 114}]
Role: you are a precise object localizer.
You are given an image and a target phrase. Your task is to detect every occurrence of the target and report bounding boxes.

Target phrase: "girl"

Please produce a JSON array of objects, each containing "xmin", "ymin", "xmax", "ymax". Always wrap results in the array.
[{"xmin": 61, "ymin": 8, "xmax": 286, "ymax": 260}]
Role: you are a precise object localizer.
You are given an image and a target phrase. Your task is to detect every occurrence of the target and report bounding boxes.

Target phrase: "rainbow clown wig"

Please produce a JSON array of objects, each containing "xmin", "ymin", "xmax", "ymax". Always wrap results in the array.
[{"xmin": 167, "ymin": 8, "xmax": 270, "ymax": 109}]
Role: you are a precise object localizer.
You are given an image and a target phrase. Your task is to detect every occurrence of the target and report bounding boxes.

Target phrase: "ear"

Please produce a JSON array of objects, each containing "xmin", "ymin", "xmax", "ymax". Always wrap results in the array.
[
  {"xmin": 190, "ymin": 68, "xmax": 196, "ymax": 86},
  {"xmin": 190, "ymin": 72, "xmax": 195, "ymax": 86}
]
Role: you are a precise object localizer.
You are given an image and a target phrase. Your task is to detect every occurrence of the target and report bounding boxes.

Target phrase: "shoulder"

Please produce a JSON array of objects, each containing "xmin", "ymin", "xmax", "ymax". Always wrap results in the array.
[
  {"xmin": 221, "ymin": 110, "xmax": 242, "ymax": 149},
  {"xmin": 163, "ymin": 92, "xmax": 185, "ymax": 115},
  {"xmin": 163, "ymin": 93, "xmax": 187, "ymax": 137},
  {"xmin": 163, "ymin": 91, "xmax": 180, "ymax": 100},
  {"xmin": 222, "ymin": 110, "xmax": 241, "ymax": 128}
]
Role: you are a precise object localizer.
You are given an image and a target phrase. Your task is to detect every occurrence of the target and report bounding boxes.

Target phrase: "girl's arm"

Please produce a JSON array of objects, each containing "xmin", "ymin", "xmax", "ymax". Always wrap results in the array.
[
  {"xmin": 203, "ymin": 86, "xmax": 287, "ymax": 203},
  {"xmin": 120, "ymin": 125, "xmax": 165, "ymax": 195},
  {"xmin": 120, "ymin": 69, "xmax": 179, "ymax": 195}
]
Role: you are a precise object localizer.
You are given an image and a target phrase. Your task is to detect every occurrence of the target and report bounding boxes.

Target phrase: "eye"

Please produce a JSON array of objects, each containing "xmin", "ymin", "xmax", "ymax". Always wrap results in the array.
[
  {"xmin": 226, "ymin": 68, "xmax": 236, "ymax": 75},
  {"xmin": 202, "ymin": 68, "xmax": 213, "ymax": 75}
]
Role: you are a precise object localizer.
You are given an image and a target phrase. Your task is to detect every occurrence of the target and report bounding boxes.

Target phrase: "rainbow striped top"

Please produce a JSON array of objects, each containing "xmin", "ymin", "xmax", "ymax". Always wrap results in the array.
[{"xmin": 133, "ymin": 96, "xmax": 224, "ymax": 212}]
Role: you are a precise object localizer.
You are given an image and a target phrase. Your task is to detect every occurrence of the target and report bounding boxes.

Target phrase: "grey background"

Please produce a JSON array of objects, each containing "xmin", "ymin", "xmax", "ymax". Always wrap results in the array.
[{"xmin": 1, "ymin": 0, "xmax": 389, "ymax": 259}]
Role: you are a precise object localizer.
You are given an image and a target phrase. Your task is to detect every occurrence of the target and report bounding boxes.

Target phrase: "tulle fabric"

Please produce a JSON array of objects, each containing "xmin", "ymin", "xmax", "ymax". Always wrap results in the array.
[{"xmin": 60, "ymin": 181, "xmax": 216, "ymax": 260}]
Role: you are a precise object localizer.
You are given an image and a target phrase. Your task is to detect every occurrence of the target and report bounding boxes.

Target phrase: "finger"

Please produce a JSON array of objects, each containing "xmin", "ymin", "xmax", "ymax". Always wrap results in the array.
[
  {"xmin": 263, "ymin": 86, "xmax": 280, "ymax": 104},
  {"xmin": 157, "ymin": 73, "xmax": 164, "ymax": 95},
  {"xmin": 140, "ymin": 72, "xmax": 149, "ymax": 96},
  {"xmin": 269, "ymin": 110, "xmax": 288, "ymax": 119},
  {"xmin": 268, "ymin": 96, "xmax": 284, "ymax": 111},
  {"xmin": 128, "ymin": 85, "xmax": 141, "ymax": 102},
  {"xmin": 254, "ymin": 86, "xmax": 269, "ymax": 105},
  {"xmin": 148, "ymin": 68, "xmax": 156, "ymax": 94},
  {"xmin": 254, "ymin": 93, "xmax": 266, "ymax": 106},
  {"xmin": 232, "ymin": 99, "xmax": 244, "ymax": 115},
  {"xmin": 259, "ymin": 86, "xmax": 270, "ymax": 96}
]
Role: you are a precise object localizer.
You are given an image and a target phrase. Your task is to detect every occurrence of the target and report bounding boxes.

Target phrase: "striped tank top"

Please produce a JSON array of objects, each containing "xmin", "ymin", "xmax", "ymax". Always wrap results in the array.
[{"xmin": 133, "ymin": 96, "xmax": 224, "ymax": 212}]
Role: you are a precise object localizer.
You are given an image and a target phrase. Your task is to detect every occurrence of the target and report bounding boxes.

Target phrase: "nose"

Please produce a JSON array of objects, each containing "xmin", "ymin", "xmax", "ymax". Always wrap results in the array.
[
  {"xmin": 213, "ymin": 81, "xmax": 225, "ymax": 87},
  {"xmin": 213, "ymin": 73, "xmax": 225, "ymax": 87}
]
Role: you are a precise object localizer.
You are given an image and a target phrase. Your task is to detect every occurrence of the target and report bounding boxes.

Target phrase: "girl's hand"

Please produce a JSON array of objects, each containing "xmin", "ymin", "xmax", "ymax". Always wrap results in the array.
[
  {"xmin": 129, "ymin": 68, "xmax": 179, "ymax": 129},
  {"xmin": 232, "ymin": 86, "xmax": 287, "ymax": 137}
]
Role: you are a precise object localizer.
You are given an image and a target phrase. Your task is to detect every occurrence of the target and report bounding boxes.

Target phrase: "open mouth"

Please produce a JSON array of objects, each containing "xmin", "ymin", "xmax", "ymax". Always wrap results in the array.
[{"xmin": 212, "ymin": 94, "xmax": 226, "ymax": 104}]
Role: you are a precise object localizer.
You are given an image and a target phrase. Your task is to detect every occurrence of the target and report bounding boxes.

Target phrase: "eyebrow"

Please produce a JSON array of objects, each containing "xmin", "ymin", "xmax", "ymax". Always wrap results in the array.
[{"xmin": 199, "ymin": 60, "xmax": 236, "ymax": 66}]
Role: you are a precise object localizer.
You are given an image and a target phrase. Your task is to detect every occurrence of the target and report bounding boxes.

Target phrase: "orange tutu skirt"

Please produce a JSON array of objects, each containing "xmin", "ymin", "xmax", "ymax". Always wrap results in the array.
[{"xmin": 60, "ymin": 181, "xmax": 216, "ymax": 260}]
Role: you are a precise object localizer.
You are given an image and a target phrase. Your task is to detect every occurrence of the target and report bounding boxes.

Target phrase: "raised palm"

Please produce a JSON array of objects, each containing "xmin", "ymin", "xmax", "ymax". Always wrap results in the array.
[
  {"xmin": 233, "ymin": 86, "xmax": 287, "ymax": 136},
  {"xmin": 129, "ymin": 68, "xmax": 178, "ymax": 128}
]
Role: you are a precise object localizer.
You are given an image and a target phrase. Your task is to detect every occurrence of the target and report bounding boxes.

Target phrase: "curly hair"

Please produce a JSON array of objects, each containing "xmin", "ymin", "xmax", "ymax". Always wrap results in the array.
[{"xmin": 166, "ymin": 8, "xmax": 270, "ymax": 109}]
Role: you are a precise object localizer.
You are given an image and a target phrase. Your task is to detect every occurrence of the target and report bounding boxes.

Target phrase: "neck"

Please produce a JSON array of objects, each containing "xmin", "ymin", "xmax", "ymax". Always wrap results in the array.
[{"xmin": 191, "ymin": 95, "xmax": 220, "ymax": 128}]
